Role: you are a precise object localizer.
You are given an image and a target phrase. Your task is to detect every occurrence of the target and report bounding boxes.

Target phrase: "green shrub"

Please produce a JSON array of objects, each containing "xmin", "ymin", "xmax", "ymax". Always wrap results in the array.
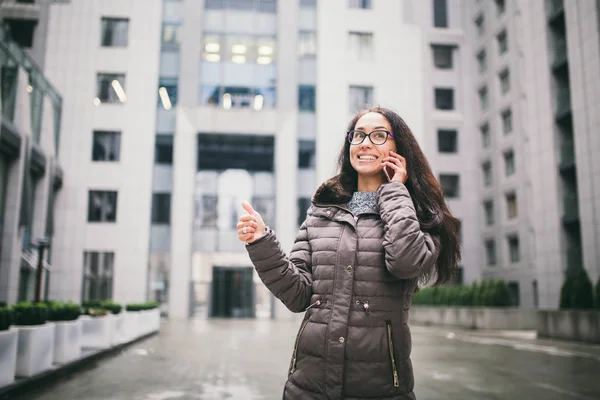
[
  {"xmin": 100, "ymin": 301, "xmax": 122, "ymax": 315},
  {"xmin": 82, "ymin": 300, "xmax": 102, "ymax": 309},
  {"xmin": 488, "ymin": 280, "xmax": 512, "ymax": 307},
  {"xmin": 126, "ymin": 302, "xmax": 159, "ymax": 312},
  {"xmin": 0, "ymin": 307, "xmax": 13, "ymax": 331},
  {"xmin": 559, "ymin": 273, "xmax": 574, "ymax": 308},
  {"xmin": 0, "ymin": 301, "xmax": 6, "ymax": 308},
  {"xmin": 12, "ymin": 302, "xmax": 48, "ymax": 326},
  {"xmin": 412, "ymin": 280, "xmax": 514, "ymax": 307},
  {"xmin": 571, "ymin": 268, "xmax": 594, "ymax": 309},
  {"xmin": 46, "ymin": 301, "xmax": 82, "ymax": 322},
  {"xmin": 595, "ymin": 277, "xmax": 600, "ymax": 309}
]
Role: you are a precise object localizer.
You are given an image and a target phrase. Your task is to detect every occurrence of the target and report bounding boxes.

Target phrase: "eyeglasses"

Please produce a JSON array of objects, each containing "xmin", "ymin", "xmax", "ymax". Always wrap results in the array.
[{"xmin": 347, "ymin": 129, "xmax": 394, "ymax": 146}]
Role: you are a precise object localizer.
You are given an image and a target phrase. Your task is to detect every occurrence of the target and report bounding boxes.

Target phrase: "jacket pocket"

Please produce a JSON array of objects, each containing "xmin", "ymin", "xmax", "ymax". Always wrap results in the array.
[
  {"xmin": 385, "ymin": 320, "xmax": 400, "ymax": 388},
  {"xmin": 290, "ymin": 318, "xmax": 310, "ymax": 375}
]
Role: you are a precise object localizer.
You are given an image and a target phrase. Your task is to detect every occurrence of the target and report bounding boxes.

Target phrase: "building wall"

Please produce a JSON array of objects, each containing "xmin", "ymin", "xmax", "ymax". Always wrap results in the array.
[
  {"xmin": 0, "ymin": 29, "xmax": 62, "ymax": 304},
  {"xmin": 565, "ymin": 0, "xmax": 600, "ymax": 285},
  {"xmin": 44, "ymin": 0, "xmax": 162, "ymax": 303},
  {"xmin": 316, "ymin": 0, "xmax": 425, "ymax": 184}
]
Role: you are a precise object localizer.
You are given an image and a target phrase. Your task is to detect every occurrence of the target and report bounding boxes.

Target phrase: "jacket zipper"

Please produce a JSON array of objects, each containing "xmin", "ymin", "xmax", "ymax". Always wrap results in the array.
[
  {"xmin": 386, "ymin": 321, "xmax": 400, "ymax": 387},
  {"xmin": 290, "ymin": 318, "xmax": 309, "ymax": 374}
]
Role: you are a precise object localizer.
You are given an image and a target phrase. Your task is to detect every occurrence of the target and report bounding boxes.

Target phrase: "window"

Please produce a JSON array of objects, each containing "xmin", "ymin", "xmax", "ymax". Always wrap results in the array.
[
  {"xmin": 504, "ymin": 150, "xmax": 515, "ymax": 176},
  {"xmin": 162, "ymin": 23, "xmax": 181, "ymax": 50},
  {"xmin": 4, "ymin": 19, "xmax": 37, "ymax": 48},
  {"xmin": 88, "ymin": 191, "xmax": 118, "ymax": 222},
  {"xmin": 298, "ymin": 85, "xmax": 316, "ymax": 112},
  {"xmin": 96, "ymin": 73, "xmax": 126, "ymax": 104},
  {"xmin": 348, "ymin": 32, "xmax": 373, "ymax": 60},
  {"xmin": 431, "ymin": 45, "xmax": 453, "ymax": 69},
  {"xmin": 497, "ymin": 30, "xmax": 508, "ymax": 55},
  {"xmin": 348, "ymin": 0, "xmax": 372, "ymax": 9},
  {"xmin": 439, "ymin": 174, "xmax": 460, "ymax": 198},
  {"xmin": 205, "ymin": 0, "xmax": 277, "ymax": 12},
  {"xmin": 502, "ymin": 109, "xmax": 513, "ymax": 134},
  {"xmin": 485, "ymin": 239, "xmax": 496, "ymax": 266},
  {"xmin": 484, "ymin": 200, "xmax": 494, "ymax": 226},
  {"xmin": 101, "ymin": 18, "xmax": 129, "ymax": 47},
  {"xmin": 478, "ymin": 86, "xmax": 488, "ymax": 111},
  {"xmin": 508, "ymin": 235, "xmax": 520, "ymax": 262},
  {"xmin": 506, "ymin": 192, "xmax": 517, "ymax": 219},
  {"xmin": 158, "ymin": 77, "xmax": 178, "ymax": 109},
  {"xmin": 152, "ymin": 193, "xmax": 171, "ymax": 224},
  {"xmin": 92, "ymin": 131, "xmax": 120, "ymax": 162},
  {"xmin": 300, "ymin": 0, "xmax": 317, "ymax": 7},
  {"xmin": 481, "ymin": 124, "xmax": 490, "ymax": 148},
  {"xmin": 297, "ymin": 197, "xmax": 311, "ymax": 226},
  {"xmin": 434, "ymin": 88, "xmax": 454, "ymax": 110},
  {"xmin": 298, "ymin": 140, "xmax": 316, "ymax": 169},
  {"xmin": 477, "ymin": 50, "xmax": 487, "ymax": 73},
  {"xmin": 155, "ymin": 134, "xmax": 174, "ymax": 165},
  {"xmin": 475, "ymin": 15, "xmax": 485, "ymax": 38},
  {"xmin": 437, "ymin": 129, "xmax": 458, "ymax": 153},
  {"xmin": 200, "ymin": 195, "xmax": 218, "ymax": 228},
  {"xmin": 349, "ymin": 86, "xmax": 373, "ymax": 113},
  {"xmin": 482, "ymin": 161, "xmax": 492, "ymax": 186},
  {"xmin": 81, "ymin": 252, "xmax": 114, "ymax": 302},
  {"xmin": 299, "ymin": 31, "xmax": 317, "ymax": 58},
  {"xmin": 495, "ymin": 0, "xmax": 506, "ymax": 16},
  {"xmin": 499, "ymin": 69, "xmax": 510, "ymax": 94},
  {"xmin": 433, "ymin": 0, "xmax": 448, "ymax": 28}
]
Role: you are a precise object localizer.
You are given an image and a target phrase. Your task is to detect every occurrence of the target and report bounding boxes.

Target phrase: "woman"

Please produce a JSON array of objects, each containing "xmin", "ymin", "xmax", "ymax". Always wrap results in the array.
[{"xmin": 237, "ymin": 106, "xmax": 461, "ymax": 399}]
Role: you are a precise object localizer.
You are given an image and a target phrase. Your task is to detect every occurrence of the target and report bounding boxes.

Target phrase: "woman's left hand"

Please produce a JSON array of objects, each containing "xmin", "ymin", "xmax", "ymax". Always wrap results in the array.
[{"xmin": 382, "ymin": 150, "xmax": 408, "ymax": 184}]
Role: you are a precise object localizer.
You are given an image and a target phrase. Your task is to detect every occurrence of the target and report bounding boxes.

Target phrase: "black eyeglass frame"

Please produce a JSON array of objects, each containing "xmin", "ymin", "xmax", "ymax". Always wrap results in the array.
[{"xmin": 347, "ymin": 129, "xmax": 395, "ymax": 145}]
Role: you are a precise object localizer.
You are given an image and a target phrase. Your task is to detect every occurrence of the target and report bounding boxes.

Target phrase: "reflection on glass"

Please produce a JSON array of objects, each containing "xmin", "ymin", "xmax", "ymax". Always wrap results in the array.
[
  {"xmin": 162, "ymin": 23, "xmax": 181, "ymax": 50},
  {"xmin": 199, "ymin": 85, "xmax": 276, "ymax": 109}
]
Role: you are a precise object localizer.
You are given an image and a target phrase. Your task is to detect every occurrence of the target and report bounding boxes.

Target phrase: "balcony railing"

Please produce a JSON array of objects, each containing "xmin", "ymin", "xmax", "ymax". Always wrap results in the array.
[
  {"xmin": 551, "ymin": 38, "xmax": 567, "ymax": 66},
  {"xmin": 562, "ymin": 193, "xmax": 579, "ymax": 223},
  {"xmin": 555, "ymin": 87, "xmax": 571, "ymax": 116},
  {"xmin": 559, "ymin": 141, "xmax": 575, "ymax": 169}
]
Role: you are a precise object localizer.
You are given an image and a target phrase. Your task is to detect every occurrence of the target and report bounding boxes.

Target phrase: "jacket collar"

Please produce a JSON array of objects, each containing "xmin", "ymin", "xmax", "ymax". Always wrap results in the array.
[
  {"xmin": 312, "ymin": 174, "xmax": 354, "ymax": 207},
  {"xmin": 310, "ymin": 175, "xmax": 379, "ymax": 222}
]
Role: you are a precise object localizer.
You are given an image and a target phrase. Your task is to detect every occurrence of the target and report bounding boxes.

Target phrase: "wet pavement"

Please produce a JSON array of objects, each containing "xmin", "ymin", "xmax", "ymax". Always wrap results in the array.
[{"xmin": 17, "ymin": 316, "xmax": 600, "ymax": 400}]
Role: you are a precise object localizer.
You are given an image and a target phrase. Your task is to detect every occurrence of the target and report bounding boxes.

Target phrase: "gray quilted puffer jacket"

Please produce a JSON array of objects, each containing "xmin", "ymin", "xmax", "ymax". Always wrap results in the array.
[{"xmin": 246, "ymin": 177, "xmax": 440, "ymax": 400}]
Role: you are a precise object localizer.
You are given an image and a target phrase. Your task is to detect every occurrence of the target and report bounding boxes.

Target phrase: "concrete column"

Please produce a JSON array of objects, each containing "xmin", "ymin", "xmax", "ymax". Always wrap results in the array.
[
  {"xmin": 0, "ymin": 143, "xmax": 27, "ymax": 304},
  {"xmin": 169, "ymin": 107, "xmax": 195, "ymax": 318}
]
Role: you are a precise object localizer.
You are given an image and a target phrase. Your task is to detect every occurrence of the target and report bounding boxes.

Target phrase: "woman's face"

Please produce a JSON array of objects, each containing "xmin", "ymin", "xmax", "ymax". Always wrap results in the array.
[{"xmin": 349, "ymin": 112, "xmax": 397, "ymax": 178}]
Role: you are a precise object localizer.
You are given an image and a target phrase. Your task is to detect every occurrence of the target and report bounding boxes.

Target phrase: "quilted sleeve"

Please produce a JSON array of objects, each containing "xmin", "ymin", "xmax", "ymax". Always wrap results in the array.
[
  {"xmin": 377, "ymin": 181, "xmax": 440, "ymax": 279},
  {"xmin": 245, "ymin": 222, "xmax": 313, "ymax": 313}
]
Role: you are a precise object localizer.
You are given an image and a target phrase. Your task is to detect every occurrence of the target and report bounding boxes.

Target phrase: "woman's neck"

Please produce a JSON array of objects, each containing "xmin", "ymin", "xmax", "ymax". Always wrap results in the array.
[{"xmin": 357, "ymin": 175, "xmax": 385, "ymax": 192}]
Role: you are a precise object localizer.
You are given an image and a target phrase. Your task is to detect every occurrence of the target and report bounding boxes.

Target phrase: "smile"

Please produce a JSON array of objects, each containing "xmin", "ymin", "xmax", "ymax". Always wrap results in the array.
[{"xmin": 357, "ymin": 155, "xmax": 379, "ymax": 162}]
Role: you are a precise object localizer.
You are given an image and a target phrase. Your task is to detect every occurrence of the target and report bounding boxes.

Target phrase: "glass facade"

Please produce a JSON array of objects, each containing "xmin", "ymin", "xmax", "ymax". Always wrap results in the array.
[{"xmin": 200, "ymin": 33, "xmax": 277, "ymax": 109}]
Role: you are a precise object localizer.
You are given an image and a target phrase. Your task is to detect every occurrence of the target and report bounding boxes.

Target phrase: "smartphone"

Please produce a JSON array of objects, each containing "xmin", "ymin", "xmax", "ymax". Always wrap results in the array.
[{"xmin": 383, "ymin": 164, "xmax": 393, "ymax": 181}]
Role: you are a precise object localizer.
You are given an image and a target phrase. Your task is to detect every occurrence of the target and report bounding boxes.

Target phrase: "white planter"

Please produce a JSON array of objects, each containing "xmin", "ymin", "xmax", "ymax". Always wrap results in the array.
[
  {"xmin": 15, "ymin": 323, "xmax": 55, "ymax": 377},
  {"xmin": 109, "ymin": 313, "xmax": 125, "ymax": 346},
  {"xmin": 139, "ymin": 311, "xmax": 151, "ymax": 336},
  {"xmin": 53, "ymin": 319, "xmax": 82, "ymax": 364},
  {"xmin": 150, "ymin": 309, "xmax": 161, "ymax": 332},
  {"xmin": 80, "ymin": 315, "xmax": 111, "ymax": 349},
  {"xmin": 123, "ymin": 312, "xmax": 140, "ymax": 341},
  {"xmin": 0, "ymin": 328, "xmax": 18, "ymax": 386}
]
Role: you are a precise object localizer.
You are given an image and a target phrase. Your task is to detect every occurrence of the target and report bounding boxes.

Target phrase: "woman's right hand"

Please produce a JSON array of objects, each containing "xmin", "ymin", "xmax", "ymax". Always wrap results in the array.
[{"xmin": 237, "ymin": 201, "xmax": 266, "ymax": 244}]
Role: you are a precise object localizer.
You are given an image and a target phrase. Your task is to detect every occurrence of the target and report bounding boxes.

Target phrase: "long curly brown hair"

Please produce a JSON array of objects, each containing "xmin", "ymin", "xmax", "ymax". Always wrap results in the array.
[{"xmin": 337, "ymin": 106, "xmax": 461, "ymax": 286}]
